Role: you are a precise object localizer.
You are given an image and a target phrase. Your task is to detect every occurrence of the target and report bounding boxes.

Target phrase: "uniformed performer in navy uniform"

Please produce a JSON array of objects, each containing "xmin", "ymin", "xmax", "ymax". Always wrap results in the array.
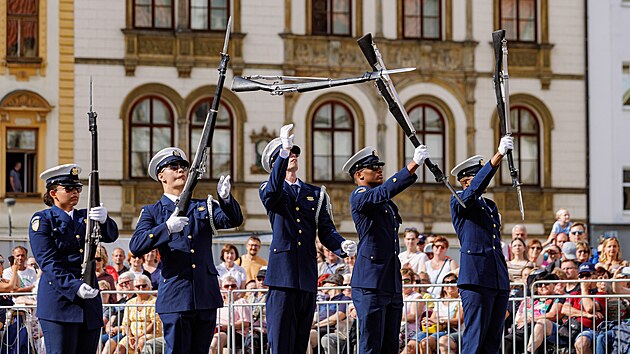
[
  {"xmin": 29, "ymin": 164, "xmax": 119, "ymax": 354},
  {"xmin": 129, "ymin": 147, "xmax": 243, "ymax": 354},
  {"xmin": 450, "ymin": 136, "xmax": 513, "ymax": 354},
  {"xmin": 342, "ymin": 144, "xmax": 429, "ymax": 354},
  {"xmin": 259, "ymin": 124, "xmax": 357, "ymax": 354}
]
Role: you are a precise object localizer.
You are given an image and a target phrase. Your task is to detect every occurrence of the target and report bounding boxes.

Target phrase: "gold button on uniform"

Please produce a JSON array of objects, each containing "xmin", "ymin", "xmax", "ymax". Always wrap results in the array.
[
  {"xmin": 298, "ymin": 230, "xmax": 302, "ymax": 234},
  {"xmin": 149, "ymin": 234, "xmax": 154, "ymax": 238},
  {"xmin": 76, "ymin": 235, "xmax": 80, "ymax": 239},
  {"xmin": 188, "ymin": 235, "xmax": 193, "ymax": 239},
  {"xmin": 297, "ymin": 219, "xmax": 301, "ymax": 223},
  {"xmin": 493, "ymin": 224, "xmax": 497, "ymax": 228},
  {"xmin": 191, "ymin": 249, "xmax": 195, "ymax": 253},
  {"xmin": 295, "ymin": 207, "xmax": 300, "ymax": 211},
  {"xmin": 79, "ymin": 249, "xmax": 84, "ymax": 253},
  {"xmin": 492, "ymin": 246, "xmax": 496, "ymax": 250},
  {"xmin": 298, "ymin": 241, "xmax": 302, "ymax": 246},
  {"xmin": 192, "ymin": 264, "xmax": 196, "ymax": 269}
]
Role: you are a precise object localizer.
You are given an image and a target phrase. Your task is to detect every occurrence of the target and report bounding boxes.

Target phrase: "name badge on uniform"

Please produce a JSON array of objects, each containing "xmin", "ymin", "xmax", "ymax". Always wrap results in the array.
[
  {"xmin": 198, "ymin": 206, "xmax": 206, "ymax": 211},
  {"xmin": 306, "ymin": 196, "xmax": 315, "ymax": 201}
]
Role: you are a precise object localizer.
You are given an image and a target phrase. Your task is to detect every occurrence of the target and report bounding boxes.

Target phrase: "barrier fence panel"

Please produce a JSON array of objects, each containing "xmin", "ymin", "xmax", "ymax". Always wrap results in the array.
[{"xmin": 0, "ymin": 279, "xmax": 629, "ymax": 354}]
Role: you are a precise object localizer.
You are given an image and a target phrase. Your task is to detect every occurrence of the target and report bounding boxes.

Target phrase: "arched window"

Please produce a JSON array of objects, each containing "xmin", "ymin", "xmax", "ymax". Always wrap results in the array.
[
  {"xmin": 133, "ymin": 0, "xmax": 174, "ymax": 29},
  {"xmin": 129, "ymin": 96, "xmax": 174, "ymax": 178},
  {"xmin": 312, "ymin": 0, "xmax": 352, "ymax": 36},
  {"xmin": 190, "ymin": 0, "xmax": 230, "ymax": 31},
  {"xmin": 403, "ymin": 104, "xmax": 445, "ymax": 184},
  {"xmin": 189, "ymin": 100, "xmax": 233, "ymax": 179},
  {"xmin": 499, "ymin": 0, "xmax": 536, "ymax": 42},
  {"xmin": 402, "ymin": 0, "xmax": 441, "ymax": 39},
  {"xmin": 501, "ymin": 106, "xmax": 540, "ymax": 186},
  {"xmin": 312, "ymin": 101, "xmax": 355, "ymax": 182}
]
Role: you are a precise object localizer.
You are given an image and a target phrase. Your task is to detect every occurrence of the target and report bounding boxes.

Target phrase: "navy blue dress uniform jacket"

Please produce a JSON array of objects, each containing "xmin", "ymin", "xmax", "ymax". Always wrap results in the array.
[
  {"xmin": 350, "ymin": 168, "xmax": 417, "ymax": 292},
  {"xmin": 29, "ymin": 206, "xmax": 119, "ymax": 330},
  {"xmin": 450, "ymin": 162, "xmax": 510, "ymax": 291},
  {"xmin": 259, "ymin": 154, "xmax": 345, "ymax": 293},
  {"xmin": 130, "ymin": 195, "xmax": 243, "ymax": 313}
]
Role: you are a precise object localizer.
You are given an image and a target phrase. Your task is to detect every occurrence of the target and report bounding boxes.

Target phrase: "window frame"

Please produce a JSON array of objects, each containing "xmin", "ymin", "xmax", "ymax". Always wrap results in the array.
[
  {"xmin": 311, "ymin": 100, "xmax": 356, "ymax": 182},
  {"xmin": 132, "ymin": 0, "xmax": 175, "ymax": 30},
  {"xmin": 189, "ymin": 0, "xmax": 230, "ymax": 32},
  {"xmin": 500, "ymin": 105, "xmax": 541, "ymax": 186},
  {"xmin": 623, "ymin": 169, "xmax": 630, "ymax": 211},
  {"xmin": 188, "ymin": 99, "xmax": 234, "ymax": 180},
  {"xmin": 498, "ymin": 0, "xmax": 538, "ymax": 42},
  {"xmin": 6, "ymin": 0, "xmax": 40, "ymax": 61},
  {"xmin": 129, "ymin": 96, "xmax": 175, "ymax": 179},
  {"xmin": 402, "ymin": 0, "xmax": 442, "ymax": 40},
  {"xmin": 311, "ymin": 0, "xmax": 353, "ymax": 36},
  {"xmin": 403, "ymin": 103, "xmax": 446, "ymax": 184}
]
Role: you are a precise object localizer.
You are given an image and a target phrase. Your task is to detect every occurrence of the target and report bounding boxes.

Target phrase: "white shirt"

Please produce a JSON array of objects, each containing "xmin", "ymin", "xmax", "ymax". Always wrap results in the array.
[
  {"xmin": 216, "ymin": 263, "xmax": 247, "ymax": 288},
  {"xmin": 398, "ymin": 250, "xmax": 429, "ymax": 274},
  {"xmin": 3, "ymin": 267, "xmax": 37, "ymax": 288}
]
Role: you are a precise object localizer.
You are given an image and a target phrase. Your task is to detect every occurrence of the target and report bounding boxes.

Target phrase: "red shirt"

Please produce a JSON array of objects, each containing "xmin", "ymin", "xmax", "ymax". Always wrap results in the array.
[{"xmin": 567, "ymin": 290, "xmax": 606, "ymax": 328}]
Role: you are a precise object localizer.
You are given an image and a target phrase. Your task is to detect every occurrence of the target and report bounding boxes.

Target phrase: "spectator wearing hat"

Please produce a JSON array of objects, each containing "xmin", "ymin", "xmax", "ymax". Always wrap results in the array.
[
  {"xmin": 342, "ymin": 143, "xmax": 429, "ymax": 353},
  {"xmin": 399, "ymin": 228, "xmax": 429, "ymax": 274},
  {"xmin": 130, "ymin": 147, "xmax": 243, "ymax": 354},
  {"xmin": 546, "ymin": 241, "xmax": 577, "ymax": 273},
  {"xmin": 29, "ymin": 164, "xmax": 119, "ymax": 354},
  {"xmin": 423, "ymin": 244, "xmax": 434, "ymax": 260},
  {"xmin": 449, "ymin": 136, "xmax": 514, "ymax": 354},
  {"xmin": 259, "ymin": 124, "xmax": 356, "ymax": 354}
]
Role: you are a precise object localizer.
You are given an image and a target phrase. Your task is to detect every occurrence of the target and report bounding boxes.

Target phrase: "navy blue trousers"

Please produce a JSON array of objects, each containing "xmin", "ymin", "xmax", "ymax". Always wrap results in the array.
[
  {"xmin": 39, "ymin": 319, "xmax": 100, "ymax": 354},
  {"xmin": 266, "ymin": 287, "xmax": 316, "ymax": 354},
  {"xmin": 460, "ymin": 286, "xmax": 509, "ymax": 354},
  {"xmin": 352, "ymin": 288, "xmax": 403, "ymax": 354},
  {"xmin": 159, "ymin": 309, "xmax": 217, "ymax": 354}
]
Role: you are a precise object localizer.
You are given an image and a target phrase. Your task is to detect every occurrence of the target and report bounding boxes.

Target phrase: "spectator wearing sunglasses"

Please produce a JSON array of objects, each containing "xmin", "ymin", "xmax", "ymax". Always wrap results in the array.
[
  {"xmin": 569, "ymin": 222, "xmax": 600, "ymax": 264},
  {"xmin": 342, "ymin": 144, "xmax": 429, "ymax": 354},
  {"xmin": 449, "ymin": 136, "xmax": 513, "ymax": 354},
  {"xmin": 116, "ymin": 274, "xmax": 162, "ymax": 354},
  {"xmin": 95, "ymin": 246, "xmax": 116, "ymax": 302},
  {"xmin": 527, "ymin": 239, "xmax": 545, "ymax": 267},
  {"xmin": 29, "ymin": 164, "xmax": 119, "ymax": 354},
  {"xmin": 211, "ymin": 275, "xmax": 251, "ymax": 354},
  {"xmin": 101, "ymin": 272, "xmax": 137, "ymax": 352},
  {"xmin": 130, "ymin": 147, "xmax": 243, "ymax": 354}
]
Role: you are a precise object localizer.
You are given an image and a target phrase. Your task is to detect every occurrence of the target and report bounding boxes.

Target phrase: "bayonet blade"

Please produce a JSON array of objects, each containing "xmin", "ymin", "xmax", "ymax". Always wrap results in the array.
[
  {"xmin": 222, "ymin": 16, "xmax": 232, "ymax": 54},
  {"xmin": 516, "ymin": 185, "xmax": 525, "ymax": 220},
  {"xmin": 89, "ymin": 76, "xmax": 93, "ymax": 112}
]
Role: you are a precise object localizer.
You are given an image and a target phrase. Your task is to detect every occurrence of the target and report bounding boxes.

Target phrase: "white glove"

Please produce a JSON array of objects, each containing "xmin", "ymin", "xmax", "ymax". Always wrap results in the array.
[
  {"xmin": 76, "ymin": 283, "xmax": 99, "ymax": 299},
  {"xmin": 88, "ymin": 203, "xmax": 108, "ymax": 224},
  {"xmin": 166, "ymin": 209, "xmax": 189, "ymax": 234},
  {"xmin": 341, "ymin": 240, "xmax": 357, "ymax": 257},
  {"xmin": 217, "ymin": 175, "xmax": 231, "ymax": 200},
  {"xmin": 280, "ymin": 124, "xmax": 295, "ymax": 150},
  {"xmin": 498, "ymin": 136, "xmax": 514, "ymax": 156},
  {"xmin": 413, "ymin": 145, "xmax": 430, "ymax": 165}
]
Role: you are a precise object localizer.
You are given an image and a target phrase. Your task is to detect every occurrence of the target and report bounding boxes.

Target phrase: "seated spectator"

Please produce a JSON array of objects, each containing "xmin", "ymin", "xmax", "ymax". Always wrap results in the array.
[
  {"xmin": 575, "ymin": 241, "xmax": 592, "ymax": 265},
  {"xmin": 96, "ymin": 247, "xmax": 116, "ymax": 302},
  {"xmin": 541, "ymin": 245, "xmax": 561, "ymax": 269},
  {"xmin": 211, "ymin": 275, "xmax": 251, "ymax": 354},
  {"xmin": 143, "ymin": 249, "xmax": 162, "ymax": 290},
  {"xmin": 560, "ymin": 259, "xmax": 580, "ymax": 293},
  {"xmin": 236, "ymin": 236, "xmax": 268, "ymax": 282},
  {"xmin": 101, "ymin": 272, "xmax": 136, "ymax": 354},
  {"xmin": 504, "ymin": 272, "xmax": 564, "ymax": 354},
  {"xmin": 415, "ymin": 271, "xmax": 435, "ymax": 311},
  {"xmin": 320, "ymin": 303, "xmax": 357, "ymax": 354},
  {"xmin": 115, "ymin": 274, "xmax": 162, "ymax": 354},
  {"xmin": 3, "ymin": 246, "xmax": 37, "ymax": 293},
  {"xmin": 402, "ymin": 273, "xmax": 463, "ymax": 354},
  {"xmin": 216, "ymin": 244, "xmax": 247, "ymax": 288},
  {"xmin": 399, "ymin": 228, "xmax": 429, "ymax": 274},
  {"xmin": 309, "ymin": 274, "xmax": 351, "ymax": 354},
  {"xmin": 399, "ymin": 269, "xmax": 425, "ymax": 349},
  {"xmin": 528, "ymin": 240, "xmax": 544, "ymax": 267},
  {"xmin": 99, "ymin": 279, "xmax": 113, "ymax": 305},
  {"xmin": 507, "ymin": 238, "xmax": 530, "ymax": 282},
  {"xmin": 112, "ymin": 247, "xmax": 130, "ymax": 275},
  {"xmin": 596, "ymin": 237, "xmax": 627, "ymax": 272},
  {"xmin": 244, "ymin": 267, "xmax": 268, "ymax": 354},
  {"xmin": 318, "ymin": 247, "xmax": 346, "ymax": 276},
  {"xmin": 421, "ymin": 236, "xmax": 459, "ymax": 298},
  {"xmin": 128, "ymin": 252, "xmax": 152, "ymax": 279},
  {"xmin": 335, "ymin": 255, "xmax": 355, "ymax": 275},
  {"xmin": 98, "ymin": 245, "xmax": 120, "ymax": 282}
]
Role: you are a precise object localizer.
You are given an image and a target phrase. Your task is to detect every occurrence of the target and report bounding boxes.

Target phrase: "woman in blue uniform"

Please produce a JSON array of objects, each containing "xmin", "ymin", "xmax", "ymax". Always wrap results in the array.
[{"xmin": 29, "ymin": 164, "xmax": 119, "ymax": 354}]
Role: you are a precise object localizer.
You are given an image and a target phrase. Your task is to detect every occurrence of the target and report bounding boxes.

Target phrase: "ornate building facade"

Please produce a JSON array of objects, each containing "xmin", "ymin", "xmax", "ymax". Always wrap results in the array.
[{"xmin": 0, "ymin": 0, "xmax": 587, "ymax": 244}]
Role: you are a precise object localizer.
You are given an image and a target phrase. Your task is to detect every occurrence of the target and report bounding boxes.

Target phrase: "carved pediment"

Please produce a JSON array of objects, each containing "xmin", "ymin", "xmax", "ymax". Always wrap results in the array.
[{"xmin": 0, "ymin": 90, "xmax": 53, "ymax": 112}]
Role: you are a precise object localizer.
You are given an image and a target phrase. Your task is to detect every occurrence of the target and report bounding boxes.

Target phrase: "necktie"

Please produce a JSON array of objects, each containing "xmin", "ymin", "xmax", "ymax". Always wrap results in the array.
[{"xmin": 291, "ymin": 184, "xmax": 300, "ymax": 200}]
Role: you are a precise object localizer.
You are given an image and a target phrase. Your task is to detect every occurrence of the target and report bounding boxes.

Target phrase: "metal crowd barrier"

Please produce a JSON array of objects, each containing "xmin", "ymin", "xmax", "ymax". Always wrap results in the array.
[{"xmin": 0, "ymin": 279, "xmax": 629, "ymax": 354}]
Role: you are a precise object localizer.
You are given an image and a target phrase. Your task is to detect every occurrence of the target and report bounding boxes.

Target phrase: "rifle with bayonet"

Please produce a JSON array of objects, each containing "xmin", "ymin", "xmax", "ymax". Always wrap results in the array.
[
  {"xmin": 81, "ymin": 77, "xmax": 101, "ymax": 288},
  {"xmin": 231, "ymin": 68, "xmax": 414, "ymax": 95},
  {"xmin": 492, "ymin": 29, "xmax": 525, "ymax": 220},
  {"xmin": 356, "ymin": 33, "xmax": 465, "ymax": 208},
  {"xmin": 175, "ymin": 17, "xmax": 232, "ymax": 216}
]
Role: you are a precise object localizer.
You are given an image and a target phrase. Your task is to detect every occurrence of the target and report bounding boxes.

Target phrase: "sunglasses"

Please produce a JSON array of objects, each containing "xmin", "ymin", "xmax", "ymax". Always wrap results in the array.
[
  {"xmin": 535, "ymin": 283, "xmax": 550, "ymax": 288},
  {"xmin": 223, "ymin": 284, "xmax": 237, "ymax": 289},
  {"xmin": 248, "ymin": 244, "xmax": 261, "ymax": 248},
  {"xmin": 256, "ymin": 277, "xmax": 265, "ymax": 281},
  {"xmin": 547, "ymin": 251, "xmax": 558, "ymax": 255},
  {"xmin": 433, "ymin": 244, "xmax": 447, "ymax": 249},
  {"xmin": 570, "ymin": 230, "xmax": 584, "ymax": 236},
  {"xmin": 578, "ymin": 273, "xmax": 592, "ymax": 279},
  {"xmin": 165, "ymin": 163, "xmax": 189, "ymax": 172},
  {"xmin": 119, "ymin": 280, "xmax": 131, "ymax": 286},
  {"xmin": 135, "ymin": 284, "xmax": 149, "ymax": 289},
  {"xmin": 363, "ymin": 164, "xmax": 383, "ymax": 172},
  {"xmin": 95, "ymin": 257, "xmax": 102, "ymax": 262},
  {"xmin": 57, "ymin": 186, "xmax": 83, "ymax": 193},
  {"xmin": 402, "ymin": 278, "xmax": 413, "ymax": 284},
  {"xmin": 577, "ymin": 249, "xmax": 589, "ymax": 253},
  {"xmin": 443, "ymin": 279, "xmax": 458, "ymax": 284},
  {"xmin": 529, "ymin": 246, "xmax": 542, "ymax": 250}
]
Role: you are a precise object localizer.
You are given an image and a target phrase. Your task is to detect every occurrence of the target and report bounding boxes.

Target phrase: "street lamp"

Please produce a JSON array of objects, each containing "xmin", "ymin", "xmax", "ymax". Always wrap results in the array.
[{"xmin": 4, "ymin": 198, "xmax": 15, "ymax": 238}]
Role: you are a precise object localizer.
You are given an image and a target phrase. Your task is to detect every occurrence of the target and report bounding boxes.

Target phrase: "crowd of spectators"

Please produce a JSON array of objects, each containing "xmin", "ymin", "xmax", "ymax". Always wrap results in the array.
[{"xmin": 2, "ymin": 209, "xmax": 630, "ymax": 354}]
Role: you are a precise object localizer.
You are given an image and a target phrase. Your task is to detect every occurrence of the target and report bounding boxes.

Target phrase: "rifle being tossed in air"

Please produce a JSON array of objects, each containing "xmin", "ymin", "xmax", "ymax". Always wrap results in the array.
[
  {"xmin": 356, "ymin": 33, "xmax": 465, "ymax": 208},
  {"xmin": 175, "ymin": 17, "xmax": 233, "ymax": 216},
  {"xmin": 81, "ymin": 78, "xmax": 101, "ymax": 288},
  {"xmin": 492, "ymin": 29, "xmax": 524, "ymax": 220}
]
